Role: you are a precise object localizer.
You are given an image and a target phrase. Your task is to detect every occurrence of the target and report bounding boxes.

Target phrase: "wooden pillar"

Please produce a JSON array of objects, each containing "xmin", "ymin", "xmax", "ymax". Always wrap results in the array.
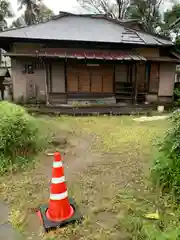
[
  {"xmin": 64, "ymin": 59, "xmax": 67, "ymax": 92},
  {"xmin": 130, "ymin": 62, "xmax": 133, "ymax": 83},
  {"xmin": 113, "ymin": 63, "xmax": 116, "ymax": 94},
  {"xmin": 134, "ymin": 63, "xmax": 138, "ymax": 104},
  {"xmin": 145, "ymin": 62, "xmax": 150, "ymax": 93},
  {"xmin": 129, "ymin": 62, "xmax": 133, "ymax": 102},
  {"xmin": 41, "ymin": 58, "xmax": 49, "ymax": 105},
  {"xmin": 45, "ymin": 62, "xmax": 49, "ymax": 105},
  {"xmin": 127, "ymin": 62, "xmax": 130, "ymax": 82},
  {"xmin": 64, "ymin": 59, "xmax": 68, "ymax": 104}
]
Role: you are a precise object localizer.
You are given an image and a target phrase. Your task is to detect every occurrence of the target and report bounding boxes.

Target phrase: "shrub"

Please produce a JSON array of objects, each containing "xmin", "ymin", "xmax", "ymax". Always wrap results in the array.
[
  {"xmin": 151, "ymin": 110, "xmax": 180, "ymax": 202},
  {"xmin": 0, "ymin": 101, "xmax": 43, "ymax": 174},
  {"xmin": 174, "ymin": 88, "xmax": 180, "ymax": 106}
]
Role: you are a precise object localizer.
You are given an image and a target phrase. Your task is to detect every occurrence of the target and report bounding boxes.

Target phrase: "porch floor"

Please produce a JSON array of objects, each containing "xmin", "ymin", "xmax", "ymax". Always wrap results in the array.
[{"xmin": 25, "ymin": 103, "xmax": 165, "ymax": 116}]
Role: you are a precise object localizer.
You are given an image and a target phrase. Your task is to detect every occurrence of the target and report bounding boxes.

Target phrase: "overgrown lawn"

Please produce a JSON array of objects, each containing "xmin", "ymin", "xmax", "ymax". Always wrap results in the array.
[{"xmin": 1, "ymin": 115, "xmax": 179, "ymax": 240}]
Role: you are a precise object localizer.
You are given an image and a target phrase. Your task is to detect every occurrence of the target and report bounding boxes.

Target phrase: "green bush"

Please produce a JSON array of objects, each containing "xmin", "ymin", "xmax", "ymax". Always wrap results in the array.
[
  {"xmin": 151, "ymin": 110, "xmax": 180, "ymax": 202},
  {"xmin": 0, "ymin": 101, "xmax": 44, "ymax": 174},
  {"xmin": 174, "ymin": 88, "xmax": 180, "ymax": 106}
]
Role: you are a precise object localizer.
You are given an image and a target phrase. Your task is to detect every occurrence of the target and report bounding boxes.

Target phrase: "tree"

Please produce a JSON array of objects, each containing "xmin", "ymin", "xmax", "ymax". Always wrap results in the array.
[
  {"xmin": 127, "ymin": 0, "xmax": 163, "ymax": 33},
  {"xmin": 12, "ymin": 1, "xmax": 54, "ymax": 28},
  {"xmin": 78, "ymin": 0, "xmax": 164, "ymax": 33},
  {"xmin": 18, "ymin": 0, "xmax": 42, "ymax": 25},
  {"xmin": 0, "ymin": 0, "xmax": 14, "ymax": 31},
  {"xmin": 78, "ymin": 0, "xmax": 130, "ymax": 19},
  {"xmin": 11, "ymin": 16, "xmax": 25, "ymax": 28},
  {"xmin": 163, "ymin": 4, "xmax": 180, "ymax": 36},
  {"xmin": 162, "ymin": 3, "xmax": 180, "ymax": 50},
  {"xmin": 36, "ymin": 3, "xmax": 54, "ymax": 23}
]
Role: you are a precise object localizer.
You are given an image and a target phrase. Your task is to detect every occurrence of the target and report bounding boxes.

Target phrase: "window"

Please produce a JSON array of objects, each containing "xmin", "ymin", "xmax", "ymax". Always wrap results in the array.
[
  {"xmin": 27, "ymin": 64, "xmax": 34, "ymax": 74},
  {"xmin": 23, "ymin": 64, "xmax": 34, "ymax": 74},
  {"xmin": 23, "ymin": 62, "xmax": 44, "ymax": 74}
]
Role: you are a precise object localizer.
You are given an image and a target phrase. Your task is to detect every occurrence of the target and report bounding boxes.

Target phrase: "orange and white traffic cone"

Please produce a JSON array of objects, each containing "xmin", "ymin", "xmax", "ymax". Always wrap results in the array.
[
  {"xmin": 46, "ymin": 152, "xmax": 74, "ymax": 221},
  {"xmin": 37, "ymin": 152, "xmax": 82, "ymax": 232}
]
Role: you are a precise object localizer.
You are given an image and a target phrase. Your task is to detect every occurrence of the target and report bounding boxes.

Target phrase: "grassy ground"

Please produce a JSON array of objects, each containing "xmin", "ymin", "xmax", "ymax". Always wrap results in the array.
[{"xmin": 1, "ymin": 115, "xmax": 179, "ymax": 240}]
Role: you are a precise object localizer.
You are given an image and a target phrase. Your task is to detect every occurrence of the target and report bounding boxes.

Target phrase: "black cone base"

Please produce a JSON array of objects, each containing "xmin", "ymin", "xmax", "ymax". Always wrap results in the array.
[{"xmin": 38, "ymin": 198, "xmax": 83, "ymax": 232}]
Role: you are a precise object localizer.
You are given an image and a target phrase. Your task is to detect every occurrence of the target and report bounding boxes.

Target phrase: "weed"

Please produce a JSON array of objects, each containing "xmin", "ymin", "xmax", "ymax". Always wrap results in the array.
[
  {"xmin": 174, "ymin": 88, "xmax": 180, "ymax": 106},
  {"xmin": 9, "ymin": 208, "xmax": 27, "ymax": 233},
  {"xmin": 151, "ymin": 110, "xmax": 180, "ymax": 202}
]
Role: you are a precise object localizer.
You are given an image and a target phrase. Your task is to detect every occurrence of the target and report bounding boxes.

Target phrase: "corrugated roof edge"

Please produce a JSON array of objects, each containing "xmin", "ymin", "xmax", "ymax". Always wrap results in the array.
[{"xmin": 0, "ymin": 12, "xmax": 172, "ymax": 45}]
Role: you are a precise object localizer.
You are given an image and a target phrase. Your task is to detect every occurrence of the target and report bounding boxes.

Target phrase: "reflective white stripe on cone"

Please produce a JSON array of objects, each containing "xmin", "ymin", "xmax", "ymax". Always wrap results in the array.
[
  {"xmin": 51, "ymin": 176, "xmax": 65, "ymax": 184},
  {"xmin": 53, "ymin": 161, "xmax": 63, "ymax": 168},
  {"xmin": 50, "ymin": 191, "xmax": 68, "ymax": 201}
]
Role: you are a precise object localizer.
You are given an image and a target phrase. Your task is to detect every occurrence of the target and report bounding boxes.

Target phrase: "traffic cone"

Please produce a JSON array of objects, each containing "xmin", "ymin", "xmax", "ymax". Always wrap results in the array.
[{"xmin": 37, "ymin": 152, "xmax": 83, "ymax": 232}]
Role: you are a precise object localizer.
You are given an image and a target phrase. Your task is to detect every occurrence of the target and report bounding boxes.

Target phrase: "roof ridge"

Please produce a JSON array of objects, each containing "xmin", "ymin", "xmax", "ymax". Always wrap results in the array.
[
  {"xmin": 1, "ymin": 13, "xmax": 111, "ymax": 33},
  {"xmin": 56, "ymin": 13, "xmax": 172, "ymax": 42},
  {"xmin": 2, "ymin": 13, "xmax": 172, "ymax": 42},
  {"xmin": 68, "ymin": 14, "xmax": 172, "ymax": 42},
  {"xmin": 0, "ymin": 13, "xmax": 173, "ymax": 46},
  {"xmin": 0, "ymin": 13, "xmax": 126, "ymax": 34}
]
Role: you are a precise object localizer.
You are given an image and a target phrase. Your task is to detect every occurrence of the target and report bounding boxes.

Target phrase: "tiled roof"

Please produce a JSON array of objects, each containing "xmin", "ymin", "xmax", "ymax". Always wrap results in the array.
[{"xmin": 0, "ymin": 14, "xmax": 173, "ymax": 46}]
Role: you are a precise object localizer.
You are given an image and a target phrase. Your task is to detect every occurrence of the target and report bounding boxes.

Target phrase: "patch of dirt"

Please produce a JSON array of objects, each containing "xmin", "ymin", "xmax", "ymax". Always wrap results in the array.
[
  {"xmin": 64, "ymin": 135, "xmax": 101, "ymax": 183},
  {"xmin": 42, "ymin": 133, "xmax": 100, "ymax": 182},
  {"xmin": 50, "ymin": 136, "xmax": 68, "ymax": 147},
  {"xmin": 23, "ymin": 133, "xmax": 101, "ymax": 239}
]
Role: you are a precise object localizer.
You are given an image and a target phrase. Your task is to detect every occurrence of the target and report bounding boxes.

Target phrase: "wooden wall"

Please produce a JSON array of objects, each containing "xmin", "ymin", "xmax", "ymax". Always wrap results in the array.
[
  {"xmin": 115, "ymin": 64, "xmax": 128, "ymax": 82},
  {"xmin": 67, "ymin": 63, "xmax": 113, "ymax": 93},
  {"xmin": 135, "ymin": 48, "xmax": 159, "ymax": 57},
  {"xmin": 159, "ymin": 63, "xmax": 176, "ymax": 96},
  {"xmin": 13, "ymin": 43, "xmax": 42, "ymax": 52},
  {"xmin": 136, "ymin": 63, "xmax": 146, "ymax": 92},
  {"xmin": 50, "ymin": 62, "xmax": 65, "ymax": 93},
  {"xmin": 149, "ymin": 63, "xmax": 159, "ymax": 93}
]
